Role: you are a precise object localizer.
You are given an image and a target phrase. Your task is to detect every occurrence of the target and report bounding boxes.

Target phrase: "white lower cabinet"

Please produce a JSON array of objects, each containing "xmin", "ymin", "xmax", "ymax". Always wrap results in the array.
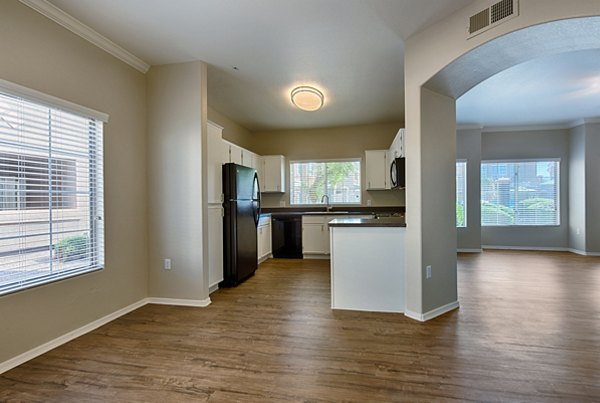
[
  {"xmin": 302, "ymin": 214, "xmax": 374, "ymax": 259},
  {"xmin": 302, "ymin": 216, "xmax": 330, "ymax": 258},
  {"xmin": 208, "ymin": 205, "xmax": 223, "ymax": 291},
  {"xmin": 257, "ymin": 215, "xmax": 272, "ymax": 263}
]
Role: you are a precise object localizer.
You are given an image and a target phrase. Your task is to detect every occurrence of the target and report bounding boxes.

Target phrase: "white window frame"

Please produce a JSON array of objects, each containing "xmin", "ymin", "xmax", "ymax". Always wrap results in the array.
[
  {"xmin": 289, "ymin": 158, "xmax": 362, "ymax": 206},
  {"xmin": 0, "ymin": 80, "xmax": 107, "ymax": 296},
  {"xmin": 480, "ymin": 158, "xmax": 560, "ymax": 227},
  {"xmin": 456, "ymin": 160, "xmax": 467, "ymax": 228}
]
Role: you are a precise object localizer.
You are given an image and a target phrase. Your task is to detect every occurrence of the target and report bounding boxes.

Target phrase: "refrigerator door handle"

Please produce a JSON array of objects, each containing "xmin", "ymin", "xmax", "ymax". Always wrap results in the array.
[{"xmin": 253, "ymin": 171, "xmax": 261, "ymax": 227}]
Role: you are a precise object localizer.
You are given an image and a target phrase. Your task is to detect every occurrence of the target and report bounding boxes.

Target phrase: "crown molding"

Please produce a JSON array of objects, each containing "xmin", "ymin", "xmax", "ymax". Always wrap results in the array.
[{"xmin": 19, "ymin": 0, "xmax": 150, "ymax": 73}]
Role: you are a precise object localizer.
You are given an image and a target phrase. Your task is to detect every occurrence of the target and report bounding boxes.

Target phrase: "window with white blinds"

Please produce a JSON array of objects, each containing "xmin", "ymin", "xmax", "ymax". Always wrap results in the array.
[
  {"xmin": 0, "ymin": 83, "xmax": 105, "ymax": 295},
  {"xmin": 456, "ymin": 161, "xmax": 467, "ymax": 227},
  {"xmin": 481, "ymin": 160, "xmax": 559, "ymax": 226},
  {"xmin": 290, "ymin": 160, "xmax": 361, "ymax": 205}
]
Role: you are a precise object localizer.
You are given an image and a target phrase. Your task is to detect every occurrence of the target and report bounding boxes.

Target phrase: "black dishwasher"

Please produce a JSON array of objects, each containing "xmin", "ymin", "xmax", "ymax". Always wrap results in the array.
[{"xmin": 271, "ymin": 215, "xmax": 303, "ymax": 258}]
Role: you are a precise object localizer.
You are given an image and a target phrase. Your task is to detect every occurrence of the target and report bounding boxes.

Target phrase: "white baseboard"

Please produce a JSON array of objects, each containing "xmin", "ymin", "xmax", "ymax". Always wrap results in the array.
[
  {"xmin": 303, "ymin": 254, "xmax": 330, "ymax": 260},
  {"xmin": 568, "ymin": 248, "xmax": 600, "ymax": 256},
  {"xmin": 258, "ymin": 254, "xmax": 272, "ymax": 264},
  {"xmin": 0, "ymin": 298, "xmax": 147, "ymax": 375},
  {"xmin": 1, "ymin": 296, "xmax": 213, "ymax": 374},
  {"xmin": 457, "ymin": 248, "xmax": 482, "ymax": 253},
  {"xmin": 482, "ymin": 245, "xmax": 569, "ymax": 252},
  {"xmin": 405, "ymin": 300, "xmax": 459, "ymax": 322},
  {"xmin": 146, "ymin": 297, "xmax": 211, "ymax": 307}
]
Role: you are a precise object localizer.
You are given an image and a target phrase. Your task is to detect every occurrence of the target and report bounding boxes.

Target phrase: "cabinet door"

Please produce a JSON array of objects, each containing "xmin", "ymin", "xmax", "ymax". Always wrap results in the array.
[
  {"xmin": 207, "ymin": 123, "xmax": 223, "ymax": 204},
  {"xmin": 230, "ymin": 143, "xmax": 243, "ymax": 165},
  {"xmin": 302, "ymin": 223, "xmax": 324, "ymax": 254},
  {"xmin": 257, "ymin": 226, "xmax": 264, "ymax": 261},
  {"xmin": 264, "ymin": 221, "xmax": 272, "ymax": 256},
  {"xmin": 390, "ymin": 128, "xmax": 405, "ymax": 159},
  {"xmin": 242, "ymin": 148, "xmax": 253, "ymax": 168},
  {"xmin": 221, "ymin": 140, "xmax": 231, "ymax": 164},
  {"xmin": 208, "ymin": 206, "xmax": 223, "ymax": 287},
  {"xmin": 262, "ymin": 155, "xmax": 285, "ymax": 192},
  {"xmin": 365, "ymin": 150, "xmax": 387, "ymax": 190}
]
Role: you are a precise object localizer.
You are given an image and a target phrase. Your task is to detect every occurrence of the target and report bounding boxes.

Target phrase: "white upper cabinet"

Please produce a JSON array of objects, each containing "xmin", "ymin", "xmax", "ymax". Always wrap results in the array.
[
  {"xmin": 390, "ymin": 128, "xmax": 405, "ymax": 158},
  {"xmin": 208, "ymin": 121, "xmax": 224, "ymax": 204},
  {"xmin": 365, "ymin": 150, "xmax": 390, "ymax": 190},
  {"xmin": 229, "ymin": 142, "xmax": 243, "ymax": 165},
  {"xmin": 260, "ymin": 155, "xmax": 286, "ymax": 193},
  {"xmin": 241, "ymin": 148, "xmax": 252, "ymax": 168}
]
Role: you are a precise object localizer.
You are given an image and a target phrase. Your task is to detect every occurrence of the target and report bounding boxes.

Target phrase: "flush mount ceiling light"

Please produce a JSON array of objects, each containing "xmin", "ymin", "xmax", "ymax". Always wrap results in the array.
[{"xmin": 291, "ymin": 86, "xmax": 324, "ymax": 111}]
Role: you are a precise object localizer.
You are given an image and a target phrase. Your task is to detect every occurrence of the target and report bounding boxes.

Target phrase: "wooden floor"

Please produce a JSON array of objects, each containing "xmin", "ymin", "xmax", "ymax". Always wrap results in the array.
[{"xmin": 1, "ymin": 251, "xmax": 599, "ymax": 402}]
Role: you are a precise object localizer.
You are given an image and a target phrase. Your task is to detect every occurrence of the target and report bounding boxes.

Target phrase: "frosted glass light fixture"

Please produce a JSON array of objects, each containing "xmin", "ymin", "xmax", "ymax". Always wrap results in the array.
[{"xmin": 291, "ymin": 86, "xmax": 324, "ymax": 111}]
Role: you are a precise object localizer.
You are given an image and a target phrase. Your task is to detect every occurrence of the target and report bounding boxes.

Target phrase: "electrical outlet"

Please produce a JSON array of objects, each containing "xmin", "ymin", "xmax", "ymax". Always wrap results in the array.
[
  {"xmin": 367, "ymin": 199, "xmax": 372, "ymax": 206},
  {"xmin": 576, "ymin": 227, "xmax": 581, "ymax": 235},
  {"xmin": 426, "ymin": 265, "xmax": 432, "ymax": 279},
  {"xmin": 164, "ymin": 258, "xmax": 172, "ymax": 270}
]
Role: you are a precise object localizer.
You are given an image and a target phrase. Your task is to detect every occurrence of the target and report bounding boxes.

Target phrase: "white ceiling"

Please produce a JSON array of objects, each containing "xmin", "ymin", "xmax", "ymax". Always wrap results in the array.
[
  {"xmin": 457, "ymin": 48, "xmax": 600, "ymax": 129},
  {"xmin": 46, "ymin": 0, "xmax": 474, "ymax": 131},
  {"xmin": 42, "ymin": 1, "xmax": 600, "ymax": 132}
]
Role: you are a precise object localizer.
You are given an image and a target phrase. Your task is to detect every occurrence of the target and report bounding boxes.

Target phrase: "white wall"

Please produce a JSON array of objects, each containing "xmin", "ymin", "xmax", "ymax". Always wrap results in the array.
[{"xmin": 147, "ymin": 62, "xmax": 209, "ymax": 302}]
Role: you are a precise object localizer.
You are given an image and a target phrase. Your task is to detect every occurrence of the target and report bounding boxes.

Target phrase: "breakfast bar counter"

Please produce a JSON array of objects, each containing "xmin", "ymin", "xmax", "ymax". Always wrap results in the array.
[{"xmin": 328, "ymin": 217, "xmax": 406, "ymax": 313}]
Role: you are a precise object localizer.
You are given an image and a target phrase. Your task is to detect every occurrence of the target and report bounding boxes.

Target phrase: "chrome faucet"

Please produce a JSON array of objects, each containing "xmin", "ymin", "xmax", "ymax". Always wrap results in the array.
[{"xmin": 321, "ymin": 194, "xmax": 331, "ymax": 211}]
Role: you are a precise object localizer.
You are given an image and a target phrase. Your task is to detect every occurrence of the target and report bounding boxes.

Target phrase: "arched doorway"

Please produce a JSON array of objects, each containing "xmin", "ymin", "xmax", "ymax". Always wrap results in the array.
[{"xmin": 404, "ymin": 14, "xmax": 600, "ymax": 320}]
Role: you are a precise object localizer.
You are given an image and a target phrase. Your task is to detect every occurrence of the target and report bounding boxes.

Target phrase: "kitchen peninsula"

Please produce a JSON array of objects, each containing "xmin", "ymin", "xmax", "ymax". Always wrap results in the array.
[{"xmin": 329, "ymin": 217, "xmax": 406, "ymax": 313}]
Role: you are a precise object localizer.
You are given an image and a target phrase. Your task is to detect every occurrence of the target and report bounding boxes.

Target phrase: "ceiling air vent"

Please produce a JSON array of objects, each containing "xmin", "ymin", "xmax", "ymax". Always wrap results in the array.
[{"xmin": 468, "ymin": 0, "xmax": 518, "ymax": 39}]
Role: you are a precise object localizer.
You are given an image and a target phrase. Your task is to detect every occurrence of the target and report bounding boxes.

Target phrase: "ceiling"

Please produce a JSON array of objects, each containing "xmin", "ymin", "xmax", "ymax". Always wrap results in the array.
[
  {"xmin": 457, "ymin": 48, "xmax": 600, "ymax": 129},
  {"xmin": 45, "ymin": 0, "xmax": 474, "ymax": 131},
  {"xmin": 41, "ymin": 1, "xmax": 600, "ymax": 132}
]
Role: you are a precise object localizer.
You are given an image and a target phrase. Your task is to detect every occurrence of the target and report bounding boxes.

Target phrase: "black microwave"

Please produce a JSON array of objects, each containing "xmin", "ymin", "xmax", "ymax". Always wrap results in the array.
[{"xmin": 390, "ymin": 157, "xmax": 405, "ymax": 189}]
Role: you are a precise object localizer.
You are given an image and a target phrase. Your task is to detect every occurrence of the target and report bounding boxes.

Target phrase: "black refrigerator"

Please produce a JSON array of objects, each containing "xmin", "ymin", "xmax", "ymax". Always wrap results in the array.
[{"xmin": 221, "ymin": 163, "xmax": 261, "ymax": 287}]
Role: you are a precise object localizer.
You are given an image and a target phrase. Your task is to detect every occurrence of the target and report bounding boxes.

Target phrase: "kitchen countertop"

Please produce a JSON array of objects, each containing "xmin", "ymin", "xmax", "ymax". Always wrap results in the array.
[{"xmin": 328, "ymin": 217, "xmax": 406, "ymax": 227}]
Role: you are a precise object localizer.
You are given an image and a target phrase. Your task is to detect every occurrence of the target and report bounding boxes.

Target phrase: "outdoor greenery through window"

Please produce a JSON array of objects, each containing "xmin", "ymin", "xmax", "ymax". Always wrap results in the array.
[
  {"xmin": 0, "ymin": 82, "xmax": 105, "ymax": 295},
  {"xmin": 481, "ymin": 160, "xmax": 559, "ymax": 226},
  {"xmin": 456, "ymin": 161, "xmax": 466, "ymax": 227},
  {"xmin": 290, "ymin": 160, "xmax": 361, "ymax": 205}
]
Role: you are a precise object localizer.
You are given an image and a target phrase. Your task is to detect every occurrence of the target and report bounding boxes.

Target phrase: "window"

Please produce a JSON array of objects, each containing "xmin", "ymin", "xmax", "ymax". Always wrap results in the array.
[
  {"xmin": 290, "ymin": 160, "xmax": 361, "ymax": 205},
  {"xmin": 456, "ymin": 161, "xmax": 467, "ymax": 227},
  {"xmin": 481, "ymin": 160, "xmax": 559, "ymax": 226},
  {"xmin": 0, "ymin": 81, "xmax": 105, "ymax": 295}
]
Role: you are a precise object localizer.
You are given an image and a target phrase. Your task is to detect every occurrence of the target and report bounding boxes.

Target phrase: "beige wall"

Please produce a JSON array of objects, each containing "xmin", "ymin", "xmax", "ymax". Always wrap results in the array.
[
  {"xmin": 0, "ymin": 0, "xmax": 148, "ymax": 362},
  {"xmin": 147, "ymin": 62, "xmax": 209, "ymax": 301},
  {"xmin": 252, "ymin": 123, "xmax": 405, "ymax": 207},
  {"xmin": 208, "ymin": 107, "xmax": 255, "ymax": 151}
]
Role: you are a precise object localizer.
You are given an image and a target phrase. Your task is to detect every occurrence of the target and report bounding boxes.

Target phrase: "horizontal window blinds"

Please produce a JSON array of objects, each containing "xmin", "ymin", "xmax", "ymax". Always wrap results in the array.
[
  {"xmin": 0, "ymin": 88, "xmax": 104, "ymax": 295},
  {"xmin": 481, "ymin": 160, "xmax": 559, "ymax": 226},
  {"xmin": 290, "ymin": 160, "xmax": 361, "ymax": 205}
]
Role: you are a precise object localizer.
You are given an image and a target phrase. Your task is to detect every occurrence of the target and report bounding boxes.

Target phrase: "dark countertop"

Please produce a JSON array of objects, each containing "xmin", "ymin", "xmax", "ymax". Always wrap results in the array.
[
  {"xmin": 262, "ymin": 206, "xmax": 404, "ymax": 219},
  {"xmin": 328, "ymin": 217, "xmax": 406, "ymax": 227}
]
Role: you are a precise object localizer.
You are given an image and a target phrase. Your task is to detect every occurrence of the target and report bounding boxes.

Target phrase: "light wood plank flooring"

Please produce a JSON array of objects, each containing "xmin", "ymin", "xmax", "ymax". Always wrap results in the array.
[{"xmin": 1, "ymin": 251, "xmax": 599, "ymax": 402}]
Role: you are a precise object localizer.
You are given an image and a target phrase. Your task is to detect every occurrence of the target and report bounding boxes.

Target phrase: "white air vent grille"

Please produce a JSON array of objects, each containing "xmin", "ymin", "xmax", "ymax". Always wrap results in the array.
[
  {"xmin": 468, "ymin": 0, "xmax": 518, "ymax": 38},
  {"xmin": 469, "ymin": 9, "xmax": 490, "ymax": 34},
  {"xmin": 491, "ymin": 0, "xmax": 514, "ymax": 23}
]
